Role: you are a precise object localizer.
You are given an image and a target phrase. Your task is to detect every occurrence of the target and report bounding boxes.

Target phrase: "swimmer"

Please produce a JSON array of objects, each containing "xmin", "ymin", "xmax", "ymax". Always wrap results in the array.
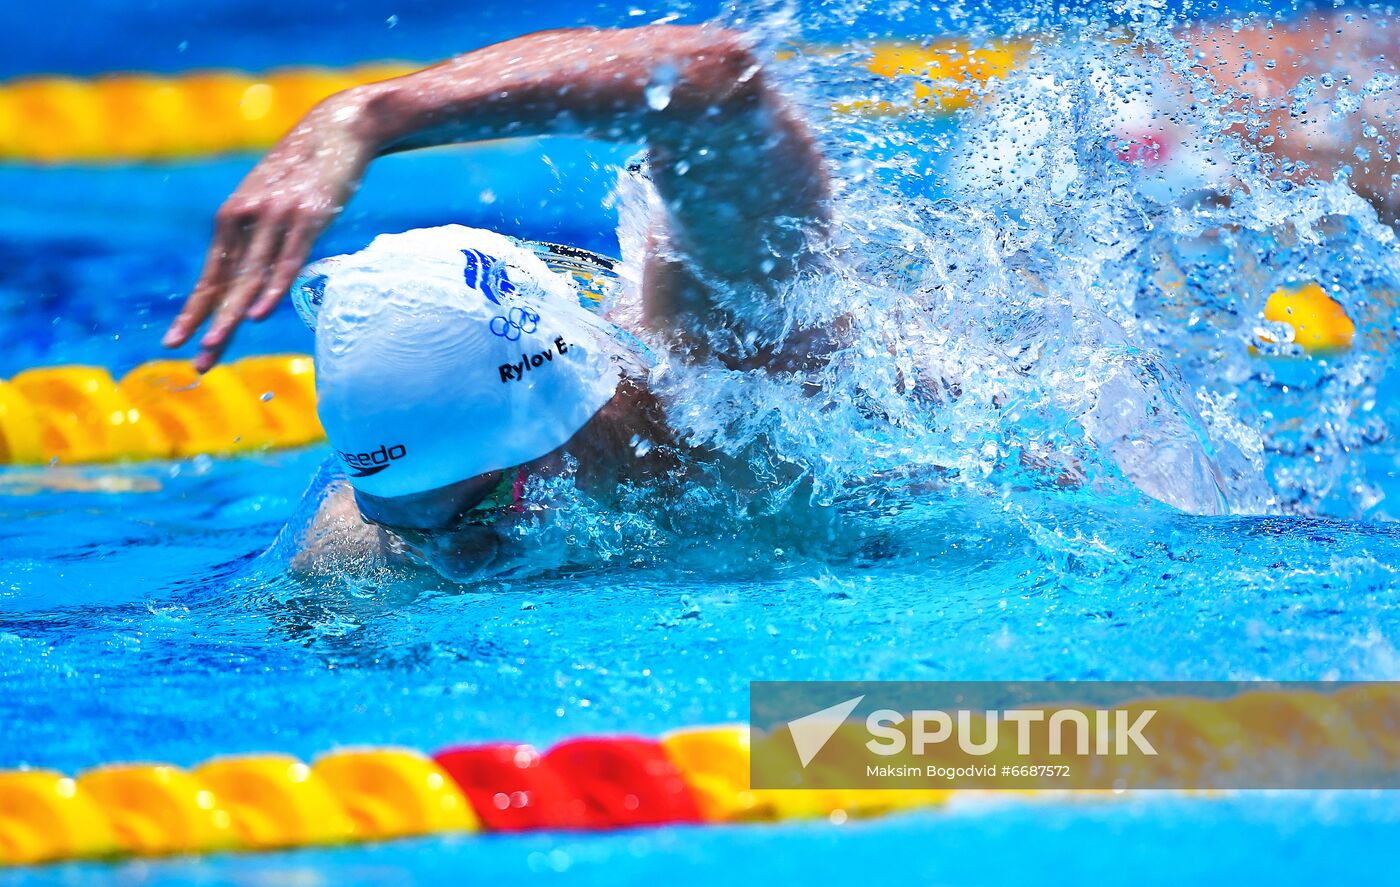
[
  {"xmin": 166, "ymin": 26, "xmax": 831, "ymax": 577},
  {"xmin": 166, "ymin": 20, "xmax": 1395, "ymax": 576}
]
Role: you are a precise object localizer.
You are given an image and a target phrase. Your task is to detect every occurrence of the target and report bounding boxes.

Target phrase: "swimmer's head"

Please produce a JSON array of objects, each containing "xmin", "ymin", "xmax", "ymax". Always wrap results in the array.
[{"xmin": 300, "ymin": 225, "xmax": 625, "ymax": 504}]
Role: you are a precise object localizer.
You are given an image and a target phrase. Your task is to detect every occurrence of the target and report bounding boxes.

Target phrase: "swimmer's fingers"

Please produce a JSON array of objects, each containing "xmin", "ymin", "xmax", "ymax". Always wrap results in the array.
[
  {"xmin": 163, "ymin": 213, "xmax": 248, "ymax": 348},
  {"xmin": 248, "ymin": 222, "xmax": 317, "ymax": 321},
  {"xmin": 195, "ymin": 220, "xmax": 282, "ymax": 371}
]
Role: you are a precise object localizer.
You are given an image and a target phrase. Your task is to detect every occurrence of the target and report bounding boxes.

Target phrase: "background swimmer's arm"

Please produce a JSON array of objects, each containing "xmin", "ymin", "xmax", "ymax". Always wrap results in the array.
[
  {"xmin": 165, "ymin": 25, "xmax": 829, "ymax": 369},
  {"xmin": 1181, "ymin": 12, "xmax": 1400, "ymax": 219}
]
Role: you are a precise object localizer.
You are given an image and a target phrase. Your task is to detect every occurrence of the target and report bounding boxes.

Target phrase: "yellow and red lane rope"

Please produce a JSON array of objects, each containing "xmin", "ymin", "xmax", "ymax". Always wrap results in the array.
[
  {"xmin": 0, "ymin": 41, "xmax": 1029, "ymax": 165},
  {"xmin": 1, "ymin": 683, "xmax": 1397, "ymax": 865}
]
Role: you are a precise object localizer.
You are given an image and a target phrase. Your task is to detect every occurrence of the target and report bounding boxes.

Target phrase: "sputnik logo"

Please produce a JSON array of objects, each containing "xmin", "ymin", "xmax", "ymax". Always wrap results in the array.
[{"xmin": 787, "ymin": 695, "xmax": 864, "ymax": 768}]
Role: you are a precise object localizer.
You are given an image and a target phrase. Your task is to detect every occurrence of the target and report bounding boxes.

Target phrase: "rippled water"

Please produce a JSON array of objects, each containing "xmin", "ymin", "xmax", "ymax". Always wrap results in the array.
[{"xmin": 3, "ymin": 0, "xmax": 1400, "ymax": 883}]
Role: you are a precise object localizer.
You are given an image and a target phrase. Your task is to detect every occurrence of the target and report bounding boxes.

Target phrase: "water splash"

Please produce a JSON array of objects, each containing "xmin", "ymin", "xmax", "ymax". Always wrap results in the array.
[{"xmin": 617, "ymin": 0, "xmax": 1400, "ymax": 526}]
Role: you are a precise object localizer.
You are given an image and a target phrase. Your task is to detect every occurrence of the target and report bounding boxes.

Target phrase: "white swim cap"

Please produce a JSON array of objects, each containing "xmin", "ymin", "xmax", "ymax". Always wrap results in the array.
[{"xmin": 300, "ymin": 225, "xmax": 628, "ymax": 498}]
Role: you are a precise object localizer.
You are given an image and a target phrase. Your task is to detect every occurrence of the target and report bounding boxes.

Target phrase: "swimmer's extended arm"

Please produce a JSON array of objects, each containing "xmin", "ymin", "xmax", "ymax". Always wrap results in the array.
[{"xmin": 166, "ymin": 25, "xmax": 830, "ymax": 370}]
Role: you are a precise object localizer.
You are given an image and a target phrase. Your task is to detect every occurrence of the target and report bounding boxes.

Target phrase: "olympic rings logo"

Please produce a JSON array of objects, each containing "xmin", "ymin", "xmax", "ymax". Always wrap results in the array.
[{"xmin": 490, "ymin": 306, "xmax": 540, "ymax": 340}]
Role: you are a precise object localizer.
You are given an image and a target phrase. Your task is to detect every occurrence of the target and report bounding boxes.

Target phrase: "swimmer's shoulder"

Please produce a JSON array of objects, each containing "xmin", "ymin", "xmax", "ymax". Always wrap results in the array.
[{"xmin": 288, "ymin": 475, "xmax": 403, "ymax": 575}]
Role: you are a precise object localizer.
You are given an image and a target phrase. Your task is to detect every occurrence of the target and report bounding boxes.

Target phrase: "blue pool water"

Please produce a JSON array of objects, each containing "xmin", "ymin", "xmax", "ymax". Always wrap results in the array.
[{"xmin": 4, "ymin": 0, "xmax": 1400, "ymax": 883}]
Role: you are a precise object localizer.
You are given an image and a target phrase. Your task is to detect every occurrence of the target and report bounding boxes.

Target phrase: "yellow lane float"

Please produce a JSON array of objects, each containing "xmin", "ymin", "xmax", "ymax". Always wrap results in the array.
[
  {"xmin": 193, "ymin": 755, "xmax": 356, "ymax": 850},
  {"xmin": 0, "ymin": 770, "xmax": 118, "ymax": 864},
  {"xmin": 76, "ymin": 764, "xmax": 236, "ymax": 857},
  {"xmin": 0, "ymin": 43, "xmax": 1022, "ymax": 164},
  {"xmin": 1259, "ymin": 281, "xmax": 1357, "ymax": 355},
  {"xmin": 0, "ymin": 354, "xmax": 323, "ymax": 466},
  {"xmin": 312, "ymin": 748, "xmax": 479, "ymax": 839},
  {"xmin": 840, "ymin": 39, "xmax": 1029, "ymax": 114}
]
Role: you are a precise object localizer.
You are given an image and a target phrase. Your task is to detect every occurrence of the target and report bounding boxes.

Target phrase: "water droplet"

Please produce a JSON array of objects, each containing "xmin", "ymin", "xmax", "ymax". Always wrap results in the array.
[
  {"xmin": 645, "ymin": 63, "xmax": 678, "ymax": 111},
  {"xmin": 645, "ymin": 82, "xmax": 673, "ymax": 111}
]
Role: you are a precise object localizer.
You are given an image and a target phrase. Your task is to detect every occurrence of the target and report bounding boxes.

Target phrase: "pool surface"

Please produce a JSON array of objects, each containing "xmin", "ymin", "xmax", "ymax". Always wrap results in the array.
[{"xmin": 3, "ymin": 0, "xmax": 1400, "ymax": 883}]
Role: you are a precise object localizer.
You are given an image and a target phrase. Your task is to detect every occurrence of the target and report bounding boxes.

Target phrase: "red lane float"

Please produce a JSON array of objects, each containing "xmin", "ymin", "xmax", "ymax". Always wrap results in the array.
[
  {"xmin": 541, "ymin": 737, "xmax": 702, "ymax": 829},
  {"xmin": 432, "ymin": 744, "xmax": 591, "ymax": 832}
]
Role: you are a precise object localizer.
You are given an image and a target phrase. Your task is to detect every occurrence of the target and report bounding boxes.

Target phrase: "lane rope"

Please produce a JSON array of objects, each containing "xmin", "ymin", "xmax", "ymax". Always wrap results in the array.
[
  {"xmin": 0, "ymin": 281, "xmax": 1354, "ymax": 468},
  {"xmin": 0, "ymin": 41, "xmax": 1028, "ymax": 164},
  {"xmin": 0, "ymin": 63, "xmax": 418, "ymax": 163},
  {"xmin": 1, "ymin": 683, "xmax": 1396, "ymax": 865},
  {"xmin": 0, "ymin": 355, "xmax": 322, "ymax": 465}
]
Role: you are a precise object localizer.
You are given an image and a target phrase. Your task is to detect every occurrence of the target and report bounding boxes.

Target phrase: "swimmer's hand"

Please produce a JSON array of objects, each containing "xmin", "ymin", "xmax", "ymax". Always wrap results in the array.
[{"xmin": 163, "ymin": 96, "xmax": 373, "ymax": 371}]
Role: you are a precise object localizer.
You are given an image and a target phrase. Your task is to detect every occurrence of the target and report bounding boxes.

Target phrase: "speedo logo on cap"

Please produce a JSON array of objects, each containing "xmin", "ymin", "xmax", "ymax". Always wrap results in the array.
[{"xmin": 337, "ymin": 443, "xmax": 407, "ymax": 478}]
